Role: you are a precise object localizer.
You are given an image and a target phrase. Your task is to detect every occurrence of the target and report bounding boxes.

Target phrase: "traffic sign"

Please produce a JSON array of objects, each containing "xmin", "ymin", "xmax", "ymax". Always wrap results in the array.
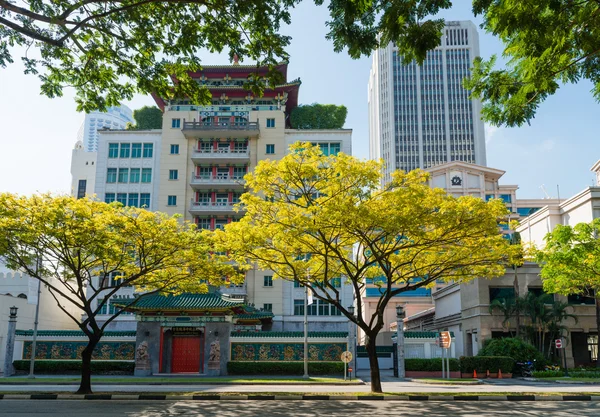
[
  {"xmin": 341, "ymin": 351, "xmax": 353, "ymax": 363},
  {"xmin": 439, "ymin": 331, "xmax": 452, "ymax": 349},
  {"xmin": 555, "ymin": 339, "xmax": 563, "ymax": 349}
]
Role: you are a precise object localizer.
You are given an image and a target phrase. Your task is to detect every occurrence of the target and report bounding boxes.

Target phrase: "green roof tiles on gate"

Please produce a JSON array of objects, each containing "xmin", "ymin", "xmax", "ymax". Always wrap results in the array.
[
  {"xmin": 15, "ymin": 330, "xmax": 136, "ymax": 338},
  {"xmin": 231, "ymin": 331, "xmax": 348, "ymax": 338},
  {"xmin": 113, "ymin": 293, "xmax": 244, "ymax": 310},
  {"xmin": 235, "ymin": 312, "xmax": 274, "ymax": 319},
  {"xmin": 403, "ymin": 331, "xmax": 455, "ymax": 338}
]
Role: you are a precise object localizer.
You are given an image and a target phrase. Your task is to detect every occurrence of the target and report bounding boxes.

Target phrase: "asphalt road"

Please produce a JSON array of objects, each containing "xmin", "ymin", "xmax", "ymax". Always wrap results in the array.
[
  {"xmin": 1, "ymin": 400, "xmax": 600, "ymax": 416},
  {"xmin": 1, "ymin": 379, "xmax": 600, "ymax": 393}
]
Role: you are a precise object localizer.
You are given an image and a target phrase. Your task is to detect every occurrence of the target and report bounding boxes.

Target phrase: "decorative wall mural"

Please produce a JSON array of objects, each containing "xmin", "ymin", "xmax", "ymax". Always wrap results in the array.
[
  {"xmin": 23, "ymin": 342, "xmax": 135, "ymax": 360},
  {"xmin": 230, "ymin": 343, "xmax": 346, "ymax": 361}
]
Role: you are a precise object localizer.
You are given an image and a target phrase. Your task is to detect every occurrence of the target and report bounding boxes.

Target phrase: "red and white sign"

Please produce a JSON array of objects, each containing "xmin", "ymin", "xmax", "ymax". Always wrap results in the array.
[{"xmin": 555, "ymin": 339, "xmax": 563, "ymax": 349}]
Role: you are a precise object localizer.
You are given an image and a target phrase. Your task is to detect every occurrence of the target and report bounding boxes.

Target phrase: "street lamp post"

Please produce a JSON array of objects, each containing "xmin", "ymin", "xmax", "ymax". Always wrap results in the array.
[
  {"xmin": 348, "ymin": 305, "xmax": 357, "ymax": 378},
  {"xmin": 396, "ymin": 305, "xmax": 406, "ymax": 379},
  {"xmin": 3, "ymin": 306, "xmax": 18, "ymax": 377}
]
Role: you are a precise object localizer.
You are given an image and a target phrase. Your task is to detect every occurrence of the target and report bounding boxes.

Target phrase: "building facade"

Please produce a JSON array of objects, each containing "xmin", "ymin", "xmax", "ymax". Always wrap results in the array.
[
  {"xmin": 368, "ymin": 20, "xmax": 486, "ymax": 184},
  {"xmin": 77, "ymin": 105, "xmax": 134, "ymax": 152},
  {"xmin": 69, "ymin": 141, "xmax": 97, "ymax": 199}
]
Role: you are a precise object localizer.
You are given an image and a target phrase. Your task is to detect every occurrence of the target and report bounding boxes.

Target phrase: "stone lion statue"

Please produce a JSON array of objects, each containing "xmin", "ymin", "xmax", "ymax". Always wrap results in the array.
[
  {"xmin": 209, "ymin": 340, "xmax": 220, "ymax": 363},
  {"xmin": 136, "ymin": 341, "xmax": 149, "ymax": 361}
]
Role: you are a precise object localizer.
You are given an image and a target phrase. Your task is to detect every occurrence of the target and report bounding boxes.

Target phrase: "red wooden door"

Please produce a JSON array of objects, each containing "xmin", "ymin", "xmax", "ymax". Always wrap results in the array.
[{"xmin": 171, "ymin": 336, "xmax": 201, "ymax": 373}]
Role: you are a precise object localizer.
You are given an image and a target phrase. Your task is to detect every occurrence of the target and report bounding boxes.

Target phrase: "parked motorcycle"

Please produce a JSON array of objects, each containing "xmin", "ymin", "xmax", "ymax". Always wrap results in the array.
[{"xmin": 515, "ymin": 360, "xmax": 535, "ymax": 377}]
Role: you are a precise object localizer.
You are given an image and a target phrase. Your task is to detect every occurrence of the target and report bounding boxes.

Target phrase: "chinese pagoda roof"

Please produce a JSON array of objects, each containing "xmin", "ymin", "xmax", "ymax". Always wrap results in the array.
[{"xmin": 114, "ymin": 292, "xmax": 245, "ymax": 311}]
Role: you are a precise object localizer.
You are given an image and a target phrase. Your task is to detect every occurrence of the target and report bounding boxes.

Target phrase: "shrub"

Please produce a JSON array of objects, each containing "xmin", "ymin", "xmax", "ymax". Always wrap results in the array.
[
  {"xmin": 227, "ymin": 361, "xmax": 343, "ymax": 376},
  {"xmin": 12, "ymin": 360, "xmax": 134, "ymax": 375},
  {"xmin": 405, "ymin": 358, "xmax": 460, "ymax": 372},
  {"xmin": 479, "ymin": 338, "xmax": 544, "ymax": 365},
  {"xmin": 459, "ymin": 356, "xmax": 515, "ymax": 373}
]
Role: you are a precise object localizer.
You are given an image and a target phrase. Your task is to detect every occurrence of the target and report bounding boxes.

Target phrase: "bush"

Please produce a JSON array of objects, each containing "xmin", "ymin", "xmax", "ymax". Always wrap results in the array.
[
  {"xmin": 12, "ymin": 360, "xmax": 134, "ymax": 375},
  {"xmin": 227, "ymin": 361, "xmax": 343, "ymax": 376},
  {"xmin": 459, "ymin": 356, "xmax": 515, "ymax": 373},
  {"xmin": 405, "ymin": 358, "xmax": 460, "ymax": 372},
  {"xmin": 479, "ymin": 338, "xmax": 544, "ymax": 365},
  {"xmin": 533, "ymin": 369, "xmax": 600, "ymax": 378}
]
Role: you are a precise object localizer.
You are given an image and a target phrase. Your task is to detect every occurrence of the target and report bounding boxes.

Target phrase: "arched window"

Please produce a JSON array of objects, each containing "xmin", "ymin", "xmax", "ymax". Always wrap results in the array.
[{"xmin": 17, "ymin": 293, "xmax": 27, "ymax": 300}]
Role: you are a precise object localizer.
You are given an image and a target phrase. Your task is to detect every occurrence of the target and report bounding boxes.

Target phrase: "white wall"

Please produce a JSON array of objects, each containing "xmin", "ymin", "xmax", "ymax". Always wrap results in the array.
[{"xmin": 284, "ymin": 129, "xmax": 352, "ymax": 156}]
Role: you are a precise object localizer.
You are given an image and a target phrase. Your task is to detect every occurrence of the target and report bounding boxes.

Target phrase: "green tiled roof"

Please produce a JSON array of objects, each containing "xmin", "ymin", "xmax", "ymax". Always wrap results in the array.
[
  {"xmin": 113, "ymin": 293, "xmax": 244, "ymax": 310},
  {"xmin": 231, "ymin": 331, "xmax": 348, "ymax": 338},
  {"xmin": 15, "ymin": 330, "xmax": 136, "ymax": 338},
  {"xmin": 235, "ymin": 312, "xmax": 274, "ymax": 319},
  {"xmin": 403, "ymin": 331, "xmax": 455, "ymax": 339}
]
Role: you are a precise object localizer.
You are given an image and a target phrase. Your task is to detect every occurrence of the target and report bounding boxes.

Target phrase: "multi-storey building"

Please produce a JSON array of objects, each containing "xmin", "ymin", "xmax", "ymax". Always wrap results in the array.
[
  {"xmin": 368, "ymin": 20, "xmax": 487, "ymax": 184},
  {"xmin": 69, "ymin": 140, "xmax": 97, "ymax": 199},
  {"xmin": 83, "ymin": 62, "xmax": 354, "ymax": 332},
  {"xmin": 77, "ymin": 105, "xmax": 134, "ymax": 152}
]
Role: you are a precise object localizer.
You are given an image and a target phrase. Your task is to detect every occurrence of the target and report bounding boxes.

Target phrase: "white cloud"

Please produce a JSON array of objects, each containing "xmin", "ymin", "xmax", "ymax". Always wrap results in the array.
[
  {"xmin": 485, "ymin": 123, "xmax": 499, "ymax": 144},
  {"xmin": 540, "ymin": 139, "xmax": 556, "ymax": 152}
]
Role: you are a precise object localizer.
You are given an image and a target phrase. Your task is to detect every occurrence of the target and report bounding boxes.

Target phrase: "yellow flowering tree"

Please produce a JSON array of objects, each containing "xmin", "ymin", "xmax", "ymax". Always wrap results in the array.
[
  {"xmin": 0, "ymin": 194, "xmax": 238, "ymax": 394},
  {"xmin": 215, "ymin": 144, "xmax": 515, "ymax": 393}
]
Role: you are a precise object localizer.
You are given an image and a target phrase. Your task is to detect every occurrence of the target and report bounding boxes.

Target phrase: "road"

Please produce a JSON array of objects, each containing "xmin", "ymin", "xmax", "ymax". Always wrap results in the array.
[
  {"xmin": 1, "ymin": 400, "xmax": 600, "ymax": 416},
  {"xmin": 1, "ymin": 378, "xmax": 600, "ymax": 393}
]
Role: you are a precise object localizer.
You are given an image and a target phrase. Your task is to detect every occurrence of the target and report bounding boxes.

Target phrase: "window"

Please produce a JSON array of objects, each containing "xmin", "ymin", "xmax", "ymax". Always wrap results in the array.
[
  {"xmin": 499, "ymin": 194, "xmax": 512, "ymax": 204},
  {"xmin": 489, "ymin": 287, "xmax": 515, "ymax": 303},
  {"xmin": 141, "ymin": 168, "xmax": 152, "ymax": 183},
  {"xmin": 263, "ymin": 275, "xmax": 273, "ymax": 287},
  {"xmin": 171, "ymin": 118, "xmax": 181, "ymax": 128},
  {"xmin": 169, "ymin": 169, "xmax": 179, "ymax": 180},
  {"xmin": 331, "ymin": 277, "xmax": 342, "ymax": 288},
  {"xmin": 266, "ymin": 118, "xmax": 275, "ymax": 128},
  {"xmin": 129, "ymin": 168, "xmax": 140, "ymax": 183},
  {"xmin": 106, "ymin": 168, "xmax": 117, "ymax": 183},
  {"xmin": 263, "ymin": 303, "xmax": 273, "ymax": 312},
  {"xmin": 118, "ymin": 168, "xmax": 129, "ymax": 183},
  {"xmin": 266, "ymin": 144, "xmax": 275, "ymax": 154},
  {"xmin": 167, "ymin": 195, "xmax": 177, "ymax": 206},
  {"xmin": 588, "ymin": 335, "xmax": 598, "ymax": 361},
  {"xmin": 294, "ymin": 299, "xmax": 304, "ymax": 315},
  {"xmin": 294, "ymin": 279, "xmax": 302, "ymax": 288},
  {"xmin": 128, "ymin": 193, "xmax": 139, "ymax": 207},
  {"xmin": 528, "ymin": 287, "xmax": 554, "ymax": 304},
  {"xmin": 131, "ymin": 143, "xmax": 142, "ymax": 158},
  {"xmin": 170, "ymin": 144, "xmax": 180, "ymax": 154},
  {"xmin": 330, "ymin": 143, "xmax": 341, "ymax": 156},
  {"xmin": 105, "ymin": 193, "xmax": 115, "ymax": 203},
  {"xmin": 119, "ymin": 143, "xmax": 131, "ymax": 158},
  {"xmin": 108, "ymin": 143, "xmax": 119, "ymax": 158},
  {"xmin": 117, "ymin": 193, "xmax": 127, "ymax": 205},
  {"xmin": 140, "ymin": 193, "xmax": 150, "ymax": 208},
  {"xmin": 568, "ymin": 291, "xmax": 596, "ymax": 305},
  {"xmin": 143, "ymin": 143, "xmax": 153, "ymax": 158}
]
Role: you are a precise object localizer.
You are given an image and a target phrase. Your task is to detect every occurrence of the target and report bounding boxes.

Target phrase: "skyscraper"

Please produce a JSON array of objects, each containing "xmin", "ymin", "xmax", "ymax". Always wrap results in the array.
[
  {"xmin": 77, "ymin": 105, "xmax": 134, "ymax": 152},
  {"xmin": 368, "ymin": 20, "xmax": 486, "ymax": 184}
]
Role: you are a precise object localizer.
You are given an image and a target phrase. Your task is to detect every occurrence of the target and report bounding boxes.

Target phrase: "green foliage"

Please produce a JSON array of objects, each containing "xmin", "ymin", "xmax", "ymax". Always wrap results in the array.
[
  {"xmin": 227, "ymin": 361, "xmax": 343, "ymax": 375},
  {"xmin": 0, "ymin": 1, "xmax": 452, "ymax": 111},
  {"xmin": 12, "ymin": 360, "xmax": 134, "ymax": 375},
  {"xmin": 290, "ymin": 104, "xmax": 347, "ymax": 129},
  {"xmin": 459, "ymin": 356, "xmax": 516, "ymax": 373},
  {"xmin": 405, "ymin": 358, "xmax": 459, "ymax": 372},
  {"xmin": 533, "ymin": 369, "xmax": 600, "ymax": 379},
  {"xmin": 130, "ymin": 106, "xmax": 163, "ymax": 130},
  {"xmin": 479, "ymin": 338, "xmax": 544, "ymax": 364}
]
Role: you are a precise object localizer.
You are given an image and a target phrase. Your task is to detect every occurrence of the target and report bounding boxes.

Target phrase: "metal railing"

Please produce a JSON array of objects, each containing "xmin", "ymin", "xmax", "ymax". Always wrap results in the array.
[
  {"xmin": 190, "ymin": 174, "xmax": 246, "ymax": 184},
  {"xmin": 189, "ymin": 200, "xmax": 238, "ymax": 211},
  {"xmin": 192, "ymin": 149, "xmax": 250, "ymax": 158},
  {"xmin": 183, "ymin": 121, "xmax": 259, "ymax": 131}
]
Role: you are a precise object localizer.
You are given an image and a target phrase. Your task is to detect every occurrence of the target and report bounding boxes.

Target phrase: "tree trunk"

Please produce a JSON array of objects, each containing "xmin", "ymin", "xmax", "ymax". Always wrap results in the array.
[
  {"xmin": 596, "ymin": 296, "xmax": 600, "ymax": 369},
  {"xmin": 365, "ymin": 334, "xmax": 382, "ymax": 393},
  {"xmin": 514, "ymin": 266, "xmax": 520, "ymax": 338},
  {"xmin": 76, "ymin": 336, "xmax": 100, "ymax": 394}
]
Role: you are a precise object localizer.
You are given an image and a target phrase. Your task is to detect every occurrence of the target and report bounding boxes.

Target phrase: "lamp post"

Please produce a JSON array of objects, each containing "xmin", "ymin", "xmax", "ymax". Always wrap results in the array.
[
  {"xmin": 3, "ymin": 306, "xmax": 18, "ymax": 377},
  {"xmin": 348, "ymin": 305, "xmax": 357, "ymax": 378},
  {"xmin": 396, "ymin": 305, "xmax": 406, "ymax": 379}
]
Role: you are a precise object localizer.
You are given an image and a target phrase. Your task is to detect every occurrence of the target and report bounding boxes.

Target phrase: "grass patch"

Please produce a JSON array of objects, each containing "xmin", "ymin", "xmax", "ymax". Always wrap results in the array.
[
  {"xmin": 413, "ymin": 378, "xmax": 481, "ymax": 385},
  {"xmin": 0, "ymin": 376, "xmax": 357, "ymax": 384},
  {"xmin": 537, "ymin": 377, "xmax": 600, "ymax": 383}
]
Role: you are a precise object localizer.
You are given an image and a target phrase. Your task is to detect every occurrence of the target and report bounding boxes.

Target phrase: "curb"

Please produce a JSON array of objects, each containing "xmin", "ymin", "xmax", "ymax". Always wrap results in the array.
[
  {"xmin": 1, "ymin": 394, "xmax": 600, "ymax": 401},
  {"xmin": 0, "ymin": 381, "xmax": 365, "ymax": 386}
]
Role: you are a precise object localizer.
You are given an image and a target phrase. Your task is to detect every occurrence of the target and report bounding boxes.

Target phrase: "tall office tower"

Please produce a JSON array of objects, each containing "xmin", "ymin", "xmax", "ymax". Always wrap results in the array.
[
  {"xmin": 77, "ymin": 105, "xmax": 134, "ymax": 152},
  {"xmin": 368, "ymin": 20, "xmax": 487, "ymax": 184}
]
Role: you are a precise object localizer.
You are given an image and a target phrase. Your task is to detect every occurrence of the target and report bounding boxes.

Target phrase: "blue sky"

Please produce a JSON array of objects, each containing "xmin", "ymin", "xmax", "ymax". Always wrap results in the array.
[{"xmin": 0, "ymin": 2, "xmax": 598, "ymax": 199}]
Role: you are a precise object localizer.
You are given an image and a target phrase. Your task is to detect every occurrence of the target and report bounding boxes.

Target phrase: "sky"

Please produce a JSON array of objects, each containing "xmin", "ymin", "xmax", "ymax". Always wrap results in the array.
[{"xmin": 0, "ymin": 3, "xmax": 599, "ymax": 199}]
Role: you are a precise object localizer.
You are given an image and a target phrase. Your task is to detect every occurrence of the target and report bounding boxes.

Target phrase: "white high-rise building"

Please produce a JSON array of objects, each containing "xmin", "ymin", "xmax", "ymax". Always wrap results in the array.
[
  {"xmin": 368, "ymin": 20, "xmax": 487, "ymax": 184},
  {"xmin": 77, "ymin": 105, "xmax": 134, "ymax": 152}
]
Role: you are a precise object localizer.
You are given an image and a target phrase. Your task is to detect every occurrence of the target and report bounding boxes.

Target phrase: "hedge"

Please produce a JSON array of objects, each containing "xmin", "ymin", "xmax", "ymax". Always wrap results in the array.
[
  {"xmin": 459, "ymin": 356, "xmax": 515, "ymax": 373},
  {"xmin": 13, "ymin": 360, "xmax": 134, "ymax": 375},
  {"xmin": 227, "ymin": 361, "xmax": 344, "ymax": 375},
  {"xmin": 405, "ymin": 358, "xmax": 460, "ymax": 372},
  {"xmin": 479, "ymin": 338, "xmax": 545, "ymax": 364}
]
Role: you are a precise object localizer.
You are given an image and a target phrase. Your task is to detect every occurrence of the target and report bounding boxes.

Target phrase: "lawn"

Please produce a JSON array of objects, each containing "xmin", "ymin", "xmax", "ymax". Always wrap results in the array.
[
  {"xmin": 0, "ymin": 376, "xmax": 359, "ymax": 384},
  {"xmin": 413, "ymin": 378, "xmax": 481, "ymax": 385}
]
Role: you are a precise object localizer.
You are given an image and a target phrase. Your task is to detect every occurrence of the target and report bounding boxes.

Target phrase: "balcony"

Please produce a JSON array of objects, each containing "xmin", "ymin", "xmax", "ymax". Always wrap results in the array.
[
  {"xmin": 189, "ymin": 200, "xmax": 245, "ymax": 215},
  {"xmin": 182, "ymin": 121, "xmax": 259, "ymax": 138},
  {"xmin": 191, "ymin": 148, "xmax": 250, "ymax": 164},
  {"xmin": 190, "ymin": 174, "xmax": 246, "ymax": 190}
]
